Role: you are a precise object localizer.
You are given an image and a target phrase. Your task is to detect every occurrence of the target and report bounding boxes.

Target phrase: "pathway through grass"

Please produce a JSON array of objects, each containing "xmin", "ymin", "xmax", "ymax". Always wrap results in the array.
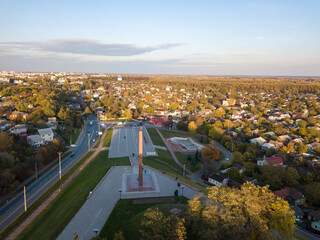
[{"xmin": 102, "ymin": 128, "xmax": 113, "ymax": 147}]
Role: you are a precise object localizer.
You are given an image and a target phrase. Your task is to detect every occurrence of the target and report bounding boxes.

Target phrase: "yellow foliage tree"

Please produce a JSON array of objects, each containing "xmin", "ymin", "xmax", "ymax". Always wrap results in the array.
[
  {"xmin": 187, "ymin": 183, "xmax": 295, "ymax": 240},
  {"xmin": 188, "ymin": 121, "xmax": 197, "ymax": 134}
]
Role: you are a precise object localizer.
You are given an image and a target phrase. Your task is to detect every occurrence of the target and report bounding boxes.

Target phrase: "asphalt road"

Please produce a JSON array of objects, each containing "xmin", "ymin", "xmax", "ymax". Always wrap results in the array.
[{"xmin": 0, "ymin": 115, "xmax": 100, "ymax": 233}]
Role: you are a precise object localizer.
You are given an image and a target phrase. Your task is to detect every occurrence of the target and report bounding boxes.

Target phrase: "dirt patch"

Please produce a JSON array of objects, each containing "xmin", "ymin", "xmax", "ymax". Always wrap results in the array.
[{"xmin": 133, "ymin": 197, "xmax": 175, "ymax": 205}]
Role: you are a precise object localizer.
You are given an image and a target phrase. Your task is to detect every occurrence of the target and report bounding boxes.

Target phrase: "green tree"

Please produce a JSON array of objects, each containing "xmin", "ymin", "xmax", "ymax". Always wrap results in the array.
[
  {"xmin": 227, "ymin": 167, "xmax": 242, "ymax": 182},
  {"xmin": 113, "ymin": 231, "xmax": 125, "ymax": 240},
  {"xmin": 285, "ymin": 167, "xmax": 300, "ymax": 187},
  {"xmin": 305, "ymin": 182, "xmax": 320, "ymax": 207},
  {"xmin": 0, "ymin": 132, "xmax": 13, "ymax": 151}
]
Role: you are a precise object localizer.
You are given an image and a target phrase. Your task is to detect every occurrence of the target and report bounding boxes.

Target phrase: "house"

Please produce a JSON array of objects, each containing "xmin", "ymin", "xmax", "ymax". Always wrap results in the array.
[
  {"xmin": 277, "ymin": 135, "xmax": 291, "ymax": 144},
  {"xmin": 10, "ymin": 124, "xmax": 28, "ymax": 136},
  {"xmin": 9, "ymin": 111, "xmax": 28, "ymax": 121},
  {"xmin": 0, "ymin": 120, "xmax": 11, "ymax": 131},
  {"xmin": 261, "ymin": 142, "xmax": 276, "ymax": 150},
  {"xmin": 222, "ymin": 100, "xmax": 229, "ymax": 106},
  {"xmin": 46, "ymin": 117, "xmax": 58, "ymax": 130},
  {"xmin": 27, "ymin": 134, "xmax": 44, "ymax": 148},
  {"xmin": 257, "ymin": 156, "xmax": 283, "ymax": 166},
  {"xmin": 273, "ymin": 187, "xmax": 305, "ymax": 206},
  {"xmin": 308, "ymin": 210, "xmax": 320, "ymax": 233},
  {"xmin": 208, "ymin": 173, "xmax": 229, "ymax": 187},
  {"xmin": 250, "ymin": 137, "xmax": 266, "ymax": 146},
  {"xmin": 38, "ymin": 128, "xmax": 54, "ymax": 142}
]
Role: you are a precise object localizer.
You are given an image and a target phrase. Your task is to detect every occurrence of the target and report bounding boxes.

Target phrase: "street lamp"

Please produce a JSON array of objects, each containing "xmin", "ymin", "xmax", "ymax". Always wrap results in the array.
[
  {"xmin": 58, "ymin": 152, "xmax": 62, "ymax": 180},
  {"xmin": 93, "ymin": 228, "xmax": 99, "ymax": 237},
  {"xmin": 181, "ymin": 186, "xmax": 185, "ymax": 197},
  {"xmin": 118, "ymin": 189, "xmax": 123, "ymax": 200}
]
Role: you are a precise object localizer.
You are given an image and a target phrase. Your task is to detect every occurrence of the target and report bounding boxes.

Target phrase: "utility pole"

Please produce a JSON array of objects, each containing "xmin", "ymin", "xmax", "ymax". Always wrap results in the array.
[
  {"xmin": 24, "ymin": 186, "xmax": 27, "ymax": 212},
  {"xmin": 58, "ymin": 152, "xmax": 62, "ymax": 180},
  {"xmin": 88, "ymin": 133, "xmax": 91, "ymax": 152},
  {"xmin": 35, "ymin": 161, "xmax": 38, "ymax": 179},
  {"xmin": 183, "ymin": 164, "xmax": 186, "ymax": 177}
]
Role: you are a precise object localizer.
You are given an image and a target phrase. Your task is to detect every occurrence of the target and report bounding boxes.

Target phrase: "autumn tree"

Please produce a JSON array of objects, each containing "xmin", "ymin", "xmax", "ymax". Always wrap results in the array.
[
  {"xmin": 0, "ymin": 132, "xmax": 13, "ymax": 151},
  {"xmin": 188, "ymin": 121, "xmax": 197, "ymax": 134},
  {"xmin": 186, "ymin": 183, "xmax": 295, "ymax": 240},
  {"xmin": 83, "ymin": 106, "xmax": 92, "ymax": 115},
  {"xmin": 140, "ymin": 208, "xmax": 186, "ymax": 240}
]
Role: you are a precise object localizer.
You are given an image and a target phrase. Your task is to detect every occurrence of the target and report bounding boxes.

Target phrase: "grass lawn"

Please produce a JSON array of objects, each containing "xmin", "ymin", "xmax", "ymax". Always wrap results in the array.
[
  {"xmin": 102, "ymin": 128, "xmax": 113, "ymax": 147},
  {"xmin": 0, "ymin": 151, "xmax": 95, "ymax": 240},
  {"xmin": 149, "ymin": 149, "xmax": 183, "ymax": 173},
  {"xmin": 143, "ymin": 158, "xmax": 207, "ymax": 194},
  {"xmin": 99, "ymin": 197, "xmax": 188, "ymax": 240},
  {"xmin": 71, "ymin": 128, "xmax": 81, "ymax": 144},
  {"xmin": 174, "ymin": 152, "xmax": 201, "ymax": 173},
  {"xmin": 93, "ymin": 132, "xmax": 103, "ymax": 148},
  {"xmin": 16, "ymin": 151, "xmax": 130, "ymax": 240},
  {"xmin": 293, "ymin": 231, "xmax": 313, "ymax": 240},
  {"xmin": 146, "ymin": 128, "xmax": 166, "ymax": 147},
  {"xmin": 159, "ymin": 129, "xmax": 202, "ymax": 143}
]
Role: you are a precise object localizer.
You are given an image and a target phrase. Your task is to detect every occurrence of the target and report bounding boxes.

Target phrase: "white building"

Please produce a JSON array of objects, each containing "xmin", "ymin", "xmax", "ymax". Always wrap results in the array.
[
  {"xmin": 10, "ymin": 124, "xmax": 28, "ymax": 136},
  {"xmin": 38, "ymin": 128, "xmax": 54, "ymax": 142},
  {"xmin": 27, "ymin": 135, "xmax": 44, "ymax": 148},
  {"xmin": 250, "ymin": 137, "xmax": 266, "ymax": 146},
  {"xmin": 208, "ymin": 173, "xmax": 229, "ymax": 187}
]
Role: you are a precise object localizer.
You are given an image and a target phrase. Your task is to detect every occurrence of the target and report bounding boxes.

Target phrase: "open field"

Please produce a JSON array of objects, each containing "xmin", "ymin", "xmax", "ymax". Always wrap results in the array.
[
  {"xmin": 158, "ymin": 129, "xmax": 202, "ymax": 143},
  {"xmin": 102, "ymin": 128, "xmax": 113, "ymax": 147},
  {"xmin": 150, "ymin": 149, "xmax": 183, "ymax": 173},
  {"xmin": 99, "ymin": 197, "xmax": 188, "ymax": 240},
  {"xmin": 174, "ymin": 151, "xmax": 201, "ymax": 173},
  {"xmin": 147, "ymin": 128, "xmax": 166, "ymax": 147},
  {"xmin": 16, "ymin": 151, "xmax": 130, "ymax": 240}
]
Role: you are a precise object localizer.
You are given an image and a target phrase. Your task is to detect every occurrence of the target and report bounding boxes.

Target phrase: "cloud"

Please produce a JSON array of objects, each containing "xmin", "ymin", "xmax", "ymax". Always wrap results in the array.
[
  {"xmin": 248, "ymin": 2, "xmax": 279, "ymax": 13},
  {"xmin": 0, "ymin": 39, "xmax": 182, "ymax": 57}
]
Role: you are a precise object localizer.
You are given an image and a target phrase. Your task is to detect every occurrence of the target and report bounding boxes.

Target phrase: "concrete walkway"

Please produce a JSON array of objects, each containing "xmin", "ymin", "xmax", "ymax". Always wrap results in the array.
[
  {"xmin": 154, "ymin": 145, "xmax": 168, "ymax": 150},
  {"xmin": 57, "ymin": 165, "xmax": 200, "ymax": 240},
  {"xmin": 190, "ymin": 170, "xmax": 210, "ymax": 187},
  {"xmin": 6, "ymin": 128, "xmax": 109, "ymax": 240},
  {"xmin": 156, "ymin": 128, "xmax": 192, "ymax": 175}
]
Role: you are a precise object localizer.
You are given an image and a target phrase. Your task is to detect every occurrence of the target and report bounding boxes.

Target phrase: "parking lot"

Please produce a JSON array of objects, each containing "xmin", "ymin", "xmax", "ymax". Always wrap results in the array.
[{"xmin": 108, "ymin": 126, "xmax": 157, "ymax": 159}]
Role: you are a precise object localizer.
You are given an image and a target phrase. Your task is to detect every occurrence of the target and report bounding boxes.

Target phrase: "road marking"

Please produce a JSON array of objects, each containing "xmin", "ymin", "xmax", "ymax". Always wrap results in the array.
[
  {"xmin": 85, "ymin": 208, "xmax": 103, "ymax": 234},
  {"xmin": 0, "ymin": 172, "xmax": 59, "ymax": 226}
]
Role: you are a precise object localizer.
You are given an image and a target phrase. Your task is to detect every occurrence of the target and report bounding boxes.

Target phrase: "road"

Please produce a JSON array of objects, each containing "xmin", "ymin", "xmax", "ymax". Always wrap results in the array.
[{"xmin": 0, "ymin": 115, "xmax": 100, "ymax": 233}]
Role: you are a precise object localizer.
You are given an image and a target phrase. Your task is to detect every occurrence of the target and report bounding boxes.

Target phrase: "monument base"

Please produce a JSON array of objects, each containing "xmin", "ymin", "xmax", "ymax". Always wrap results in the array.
[{"xmin": 125, "ymin": 173, "xmax": 156, "ymax": 192}]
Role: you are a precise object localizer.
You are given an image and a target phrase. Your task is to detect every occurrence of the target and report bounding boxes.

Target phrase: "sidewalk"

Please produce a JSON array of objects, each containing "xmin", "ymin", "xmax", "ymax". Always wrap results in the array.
[
  {"xmin": 57, "ymin": 165, "xmax": 200, "ymax": 240},
  {"xmin": 6, "ymin": 128, "xmax": 109, "ymax": 240},
  {"xmin": 156, "ymin": 128, "xmax": 192, "ymax": 175}
]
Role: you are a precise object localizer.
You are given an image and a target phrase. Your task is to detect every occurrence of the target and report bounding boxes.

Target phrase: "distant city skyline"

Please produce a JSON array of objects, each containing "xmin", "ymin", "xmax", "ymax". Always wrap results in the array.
[{"xmin": 1, "ymin": 0, "xmax": 320, "ymax": 76}]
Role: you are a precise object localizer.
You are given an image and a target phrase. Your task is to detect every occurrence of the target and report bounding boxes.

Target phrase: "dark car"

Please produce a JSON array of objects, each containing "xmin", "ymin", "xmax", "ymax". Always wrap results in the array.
[{"xmin": 71, "ymin": 153, "xmax": 75, "ymax": 157}]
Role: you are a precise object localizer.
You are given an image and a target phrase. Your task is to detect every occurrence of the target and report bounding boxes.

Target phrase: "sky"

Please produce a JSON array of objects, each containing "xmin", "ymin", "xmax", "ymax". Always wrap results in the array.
[{"xmin": 0, "ymin": 0, "xmax": 320, "ymax": 76}]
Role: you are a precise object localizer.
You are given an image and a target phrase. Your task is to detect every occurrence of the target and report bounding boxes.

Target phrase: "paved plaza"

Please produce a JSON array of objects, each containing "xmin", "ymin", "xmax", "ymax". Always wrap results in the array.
[
  {"xmin": 57, "ymin": 166, "xmax": 200, "ymax": 240},
  {"xmin": 108, "ymin": 126, "xmax": 157, "ymax": 159}
]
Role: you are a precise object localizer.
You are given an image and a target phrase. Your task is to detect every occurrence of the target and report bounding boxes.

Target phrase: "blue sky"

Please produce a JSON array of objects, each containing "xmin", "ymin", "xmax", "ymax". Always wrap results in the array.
[{"xmin": 0, "ymin": 0, "xmax": 319, "ymax": 75}]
